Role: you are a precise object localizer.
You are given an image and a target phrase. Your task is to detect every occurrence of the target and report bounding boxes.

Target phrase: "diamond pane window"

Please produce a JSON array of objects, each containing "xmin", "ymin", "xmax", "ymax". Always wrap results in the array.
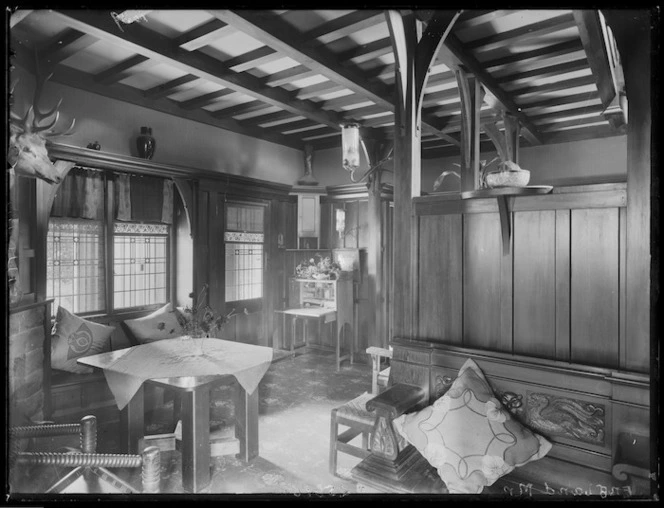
[
  {"xmin": 113, "ymin": 222, "xmax": 169, "ymax": 310},
  {"xmin": 225, "ymin": 203, "xmax": 264, "ymax": 302},
  {"xmin": 47, "ymin": 218, "xmax": 105, "ymax": 315}
]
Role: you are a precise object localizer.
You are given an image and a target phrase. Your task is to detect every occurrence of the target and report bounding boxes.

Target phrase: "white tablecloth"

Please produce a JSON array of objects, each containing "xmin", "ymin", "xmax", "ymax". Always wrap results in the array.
[{"xmin": 95, "ymin": 338, "xmax": 273, "ymax": 410}]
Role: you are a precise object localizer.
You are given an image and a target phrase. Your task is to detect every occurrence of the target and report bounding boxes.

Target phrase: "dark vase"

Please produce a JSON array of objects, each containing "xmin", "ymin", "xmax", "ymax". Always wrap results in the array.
[{"xmin": 136, "ymin": 126, "xmax": 156, "ymax": 159}]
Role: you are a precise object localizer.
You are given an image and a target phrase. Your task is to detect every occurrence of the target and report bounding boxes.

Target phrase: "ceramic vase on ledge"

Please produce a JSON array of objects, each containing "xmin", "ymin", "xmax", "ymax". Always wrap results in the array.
[{"xmin": 136, "ymin": 126, "xmax": 156, "ymax": 159}]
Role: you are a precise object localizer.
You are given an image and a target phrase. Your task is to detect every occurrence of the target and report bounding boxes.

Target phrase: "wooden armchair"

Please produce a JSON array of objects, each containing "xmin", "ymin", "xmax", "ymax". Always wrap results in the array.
[
  {"xmin": 9, "ymin": 415, "xmax": 161, "ymax": 494},
  {"xmin": 329, "ymin": 346, "xmax": 392, "ymax": 477}
]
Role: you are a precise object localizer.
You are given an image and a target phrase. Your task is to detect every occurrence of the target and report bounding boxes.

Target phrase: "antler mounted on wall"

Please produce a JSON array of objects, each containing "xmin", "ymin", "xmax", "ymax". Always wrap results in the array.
[{"xmin": 8, "ymin": 71, "xmax": 76, "ymax": 185}]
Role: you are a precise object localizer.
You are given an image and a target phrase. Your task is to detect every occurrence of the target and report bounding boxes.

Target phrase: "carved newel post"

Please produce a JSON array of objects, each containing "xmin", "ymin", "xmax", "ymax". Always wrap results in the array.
[{"xmin": 298, "ymin": 144, "xmax": 318, "ymax": 185}]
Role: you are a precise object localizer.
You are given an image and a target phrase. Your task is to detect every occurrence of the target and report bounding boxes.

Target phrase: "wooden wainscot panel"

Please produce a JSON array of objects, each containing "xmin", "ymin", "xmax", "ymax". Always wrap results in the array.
[
  {"xmin": 417, "ymin": 215, "xmax": 462, "ymax": 341},
  {"xmin": 609, "ymin": 372, "xmax": 650, "ymax": 406},
  {"xmin": 570, "ymin": 208, "xmax": 620, "ymax": 368},
  {"xmin": 430, "ymin": 346, "xmax": 614, "ymax": 397},
  {"xmin": 414, "ymin": 183, "xmax": 627, "ymax": 216},
  {"xmin": 513, "ymin": 210, "xmax": 556, "ymax": 359},
  {"xmin": 463, "ymin": 213, "xmax": 502, "ymax": 350}
]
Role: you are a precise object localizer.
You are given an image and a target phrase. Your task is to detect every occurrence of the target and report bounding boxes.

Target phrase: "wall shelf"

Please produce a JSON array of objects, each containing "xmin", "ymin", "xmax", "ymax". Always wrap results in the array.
[
  {"xmin": 461, "ymin": 186, "xmax": 554, "ymax": 254},
  {"xmin": 460, "ymin": 185, "xmax": 553, "ymax": 200}
]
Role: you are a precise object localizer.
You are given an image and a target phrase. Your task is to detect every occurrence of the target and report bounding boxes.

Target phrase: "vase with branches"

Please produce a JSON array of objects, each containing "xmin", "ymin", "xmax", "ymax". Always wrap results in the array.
[{"xmin": 176, "ymin": 283, "xmax": 246, "ymax": 339}]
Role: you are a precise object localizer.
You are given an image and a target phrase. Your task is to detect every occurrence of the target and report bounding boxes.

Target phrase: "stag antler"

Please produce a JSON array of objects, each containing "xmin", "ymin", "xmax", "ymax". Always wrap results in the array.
[
  {"xmin": 9, "ymin": 73, "xmax": 76, "ymax": 138},
  {"xmin": 8, "ymin": 71, "xmax": 77, "ymax": 184}
]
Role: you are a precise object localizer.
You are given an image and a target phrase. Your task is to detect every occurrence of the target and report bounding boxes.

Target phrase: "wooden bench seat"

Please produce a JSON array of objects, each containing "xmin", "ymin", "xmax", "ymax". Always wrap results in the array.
[{"xmin": 350, "ymin": 339, "xmax": 652, "ymax": 499}]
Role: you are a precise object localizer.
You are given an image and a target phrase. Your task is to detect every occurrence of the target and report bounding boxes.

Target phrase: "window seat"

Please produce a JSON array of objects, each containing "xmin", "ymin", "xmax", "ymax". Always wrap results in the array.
[
  {"xmin": 44, "ymin": 313, "xmax": 164, "ymax": 425},
  {"xmin": 350, "ymin": 340, "xmax": 651, "ymax": 499}
]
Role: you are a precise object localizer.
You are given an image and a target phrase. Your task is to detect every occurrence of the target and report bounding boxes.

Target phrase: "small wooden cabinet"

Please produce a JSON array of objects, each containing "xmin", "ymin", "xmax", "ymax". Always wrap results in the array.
[{"xmin": 280, "ymin": 277, "xmax": 354, "ymax": 370}]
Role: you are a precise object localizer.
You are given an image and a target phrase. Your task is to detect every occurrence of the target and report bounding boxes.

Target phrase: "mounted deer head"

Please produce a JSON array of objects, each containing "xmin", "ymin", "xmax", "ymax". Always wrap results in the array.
[{"xmin": 8, "ymin": 72, "xmax": 76, "ymax": 185}]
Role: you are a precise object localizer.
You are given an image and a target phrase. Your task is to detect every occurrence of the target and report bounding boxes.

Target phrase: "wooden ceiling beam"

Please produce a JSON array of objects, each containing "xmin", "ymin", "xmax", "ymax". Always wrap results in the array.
[
  {"xmin": 212, "ymin": 100, "xmax": 268, "ymax": 118},
  {"xmin": 336, "ymin": 37, "xmax": 392, "ymax": 64},
  {"xmin": 467, "ymin": 12, "xmax": 576, "ymax": 52},
  {"xmin": 14, "ymin": 51, "xmax": 303, "ymax": 150},
  {"xmin": 143, "ymin": 74, "xmax": 199, "ymax": 99},
  {"xmin": 264, "ymin": 66, "xmax": 316, "ymax": 87},
  {"xmin": 361, "ymin": 115, "xmax": 395, "ymax": 128},
  {"xmin": 540, "ymin": 115, "xmax": 607, "ymax": 132},
  {"xmin": 94, "ymin": 54, "xmax": 156, "ymax": 85},
  {"xmin": 529, "ymin": 103, "xmax": 605, "ymax": 124},
  {"xmin": 224, "ymin": 46, "xmax": 282, "ymax": 72},
  {"xmin": 521, "ymin": 90, "xmax": 600, "ymax": 111},
  {"xmin": 498, "ymin": 58, "xmax": 588, "ymax": 86},
  {"xmin": 438, "ymin": 33, "xmax": 544, "ymax": 144},
  {"xmin": 255, "ymin": 110, "xmax": 302, "ymax": 126},
  {"xmin": 295, "ymin": 81, "xmax": 345, "ymax": 100},
  {"xmin": 343, "ymin": 104, "xmax": 389, "ymax": 119},
  {"xmin": 511, "ymin": 74, "xmax": 596, "ymax": 99},
  {"xmin": 485, "ymin": 39, "xmax": 583, "ymax": 71},
  {"xmin": 223, "ymin": 11, "xmax": 386, "ymax": 75},
  {"xmin": 453, "ymin": 9, "xmax": 518, "ymax": 31},
  {"xmin": 179, "ymin": 88, "xmax": 235, "ymax": 110},
  {"xmin": 50, "ymin": 10, "xmax": 349, "ymax": 131},
  {"xmin": 176, "ymin": 19, "xmax": 234, "ymax": 51},
  {"xmin": 572, "ymin": 10, "xmax": 618, "ymax": 109},
  {"xmin": 305, "ymin": 11, "xmax": 384, "ymax": 45},
  {"xmin": 421, "ymin": 87, "xmax": 459, "ymax": 107},
  {"xmin": 38, "ymin": 29, "xmax": 99, "ymax": 68},
  {"xmin": 208, "ymin": 10, "xmax": 396, "ymax": 112},
  {"xmin": 543, "ymin": 123, "xmax": 619, "ymax": 144},
  {"xmin": 281, "ymin": 122, "xmax": 329, "ymax": 135}
]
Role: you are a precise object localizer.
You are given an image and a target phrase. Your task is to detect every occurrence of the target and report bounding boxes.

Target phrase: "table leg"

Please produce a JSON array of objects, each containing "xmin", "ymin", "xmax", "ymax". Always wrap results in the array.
[
  {"xmin": 291, "ymin": 316, "xmax": 297, "ymax": 354},
  {"xmin": 181, "ymin": 388, "xmax": 211, "ymax": 493},
  {"xmin": 120, "ymin": 384, "xmax": 144, "ymax": 454},
  {"xmin": 235, "ymin": 383, "xmax": 259, "ymax": 461},
  {"xmin": 335, "ymin": 320, "xmax": 341, "ymax": 372}
]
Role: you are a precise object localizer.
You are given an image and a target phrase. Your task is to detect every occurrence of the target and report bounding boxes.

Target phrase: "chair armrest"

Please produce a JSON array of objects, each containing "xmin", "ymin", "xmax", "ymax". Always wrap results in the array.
[{"xmin": 366, "ymin": 383, "xmax": 426, "ymax": 419}]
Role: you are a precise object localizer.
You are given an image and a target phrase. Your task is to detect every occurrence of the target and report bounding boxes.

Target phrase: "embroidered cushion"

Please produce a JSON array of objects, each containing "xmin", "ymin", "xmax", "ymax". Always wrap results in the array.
[
  {"xmin": 123, "ymin": 303, "xmax": 185, "ymax": 344},
  {"xmin": 393, "ymin": 358, "xmax": 552, "ymax": 494},
  {"xmin": 51, "ymin": 306, "xmax": 114, "ymax": 374}
]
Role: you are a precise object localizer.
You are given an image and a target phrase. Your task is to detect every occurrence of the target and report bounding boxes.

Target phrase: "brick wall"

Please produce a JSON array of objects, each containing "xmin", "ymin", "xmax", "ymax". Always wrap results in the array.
[{"xmin": 8, "ymin": 302, "xmax": 48, "ymax": 426}]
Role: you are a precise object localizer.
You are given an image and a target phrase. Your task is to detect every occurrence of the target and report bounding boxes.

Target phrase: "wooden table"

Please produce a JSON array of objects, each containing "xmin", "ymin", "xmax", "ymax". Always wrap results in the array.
[
  {"xmin": 275, "ymin": 307, "xmax": 351, "ymax": 370},
  {"xmin": 78, "ymin": 338, "xmax": 273, "ymax": 493}
]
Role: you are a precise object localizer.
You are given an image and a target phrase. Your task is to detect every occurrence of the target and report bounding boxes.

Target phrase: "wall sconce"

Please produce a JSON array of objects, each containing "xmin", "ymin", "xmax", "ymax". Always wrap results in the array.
[
  {"xmin": 340, "ymin": 123, "xmax": 393, "ymax": 182},
  {"xmin": 341, "ymin": 123, "xmax": 361, "ymax": 177}
]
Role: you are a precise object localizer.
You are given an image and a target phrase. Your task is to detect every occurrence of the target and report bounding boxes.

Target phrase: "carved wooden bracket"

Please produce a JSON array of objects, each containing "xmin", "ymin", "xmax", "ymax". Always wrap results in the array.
[{"xmin": 370, "ymin": 413, "xmax": 407, "ymax": 461}]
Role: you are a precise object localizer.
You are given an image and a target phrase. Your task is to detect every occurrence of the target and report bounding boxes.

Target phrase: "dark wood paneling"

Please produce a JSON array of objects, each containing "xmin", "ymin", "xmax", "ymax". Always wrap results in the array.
[
  {"xmin": 463, "ymin": 213, "xmax": 502, "ymax": 350},
  {"xmin": 418, "ymin": 215, "xmax": 463, "ymax": 342},
  {"xmin": 207, "ymin": 193, "xmax": 225, "ymax": 311},
  {"xmin": 344, "ymin": 200, "xmax": 360, "ymax": 248},
  {"xmin": 358, "ymin": 200, "xmax": 369, "ymax": 248},
  {"xmin": 513, "ymin": 210, "xmax": 556, "ymax": 358},
  {"xmin": 414, "ymin": 184, "xmax": 626, "ymax": 216},
  {"xmin": 320, "ymin": 202, "xmax": 333, "ymax": 249},
  {"xmin": 570, "ymin": 208, "xmax": 620, "ymax": 368},
  {"xmin": 555, "ymin": 209, "xmax": 571, "ymax": 361}
]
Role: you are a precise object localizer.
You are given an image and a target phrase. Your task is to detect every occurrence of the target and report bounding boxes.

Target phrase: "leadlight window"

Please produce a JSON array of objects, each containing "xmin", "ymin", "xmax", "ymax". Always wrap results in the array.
[
  {"xmin": 225, "ymin": 204, "xmax": 264, "ymax": 302},
  {"xmin": 46, "ymin": 168, "xmax": 173, "ymax": 316},
  {"xmin": 47, "ymin": 218, "xmax": 105, "ymax": 314},
  {"xmin": 113, "ymin": 222, "xmax": 169, "ymax": 310}
]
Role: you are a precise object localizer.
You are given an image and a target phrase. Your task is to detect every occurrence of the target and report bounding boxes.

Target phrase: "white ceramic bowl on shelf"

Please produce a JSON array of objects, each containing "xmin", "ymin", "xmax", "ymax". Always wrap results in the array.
[{"xmin": 485, "ymin": 169, "xmax": 530, "ymax": 188}]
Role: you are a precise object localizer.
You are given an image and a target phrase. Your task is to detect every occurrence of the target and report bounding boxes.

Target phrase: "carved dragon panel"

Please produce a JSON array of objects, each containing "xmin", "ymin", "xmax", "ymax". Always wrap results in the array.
[{"xmin": 526, "ymin": 392, "xmax": 605, "ymax": 445}]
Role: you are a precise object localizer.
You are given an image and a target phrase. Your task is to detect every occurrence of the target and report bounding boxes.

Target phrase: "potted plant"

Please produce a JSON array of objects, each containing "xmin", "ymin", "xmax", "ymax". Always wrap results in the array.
[{"xmin": 432, "ymin": 114, "xmax": 530, "ymax": 191}]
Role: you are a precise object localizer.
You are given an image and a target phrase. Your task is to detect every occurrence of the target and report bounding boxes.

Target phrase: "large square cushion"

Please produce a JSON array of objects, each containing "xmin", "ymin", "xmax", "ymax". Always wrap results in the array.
[
  {"xmin": 123, "ymin": 302, "xmax": 185, "ymax": 344},
  {"xmin": 393, "ymin": 358, "xmax": 552, "ymax": 494},
  {"xmin": 51, "ymin": 306, "xmax": 114, "ymax": 374}
]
